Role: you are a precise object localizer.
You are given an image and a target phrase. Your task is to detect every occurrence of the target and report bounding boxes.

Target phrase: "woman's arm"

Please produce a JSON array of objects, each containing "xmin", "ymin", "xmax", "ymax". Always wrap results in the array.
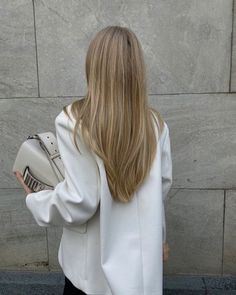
[{"xmin": 25, "ymin": 106, "xmax": 100, "ymax": 227}]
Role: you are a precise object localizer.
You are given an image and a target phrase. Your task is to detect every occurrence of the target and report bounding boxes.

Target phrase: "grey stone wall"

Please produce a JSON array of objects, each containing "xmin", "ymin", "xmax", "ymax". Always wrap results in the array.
[{"xmin": 1, "ymin": 0, "xmax": 235, "ymax": 276}]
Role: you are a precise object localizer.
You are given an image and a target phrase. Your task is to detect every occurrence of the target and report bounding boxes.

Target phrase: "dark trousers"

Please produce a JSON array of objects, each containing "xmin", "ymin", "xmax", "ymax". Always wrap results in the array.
[{"xmin": 63, "ymin": 276, "xmax": 87, "ymax": 295}]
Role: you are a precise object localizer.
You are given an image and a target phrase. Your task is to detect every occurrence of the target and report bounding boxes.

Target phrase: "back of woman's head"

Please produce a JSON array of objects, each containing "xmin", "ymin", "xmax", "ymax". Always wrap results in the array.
[{"xmin": 64, "ymin": 25, "xmax": 164, "ymax": 203}]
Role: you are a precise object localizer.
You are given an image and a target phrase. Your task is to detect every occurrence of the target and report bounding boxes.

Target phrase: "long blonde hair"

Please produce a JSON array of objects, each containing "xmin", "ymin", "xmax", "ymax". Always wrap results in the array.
[{"xmin": 63, "ymin": 25, "xmax": 164, "ymax": 203}]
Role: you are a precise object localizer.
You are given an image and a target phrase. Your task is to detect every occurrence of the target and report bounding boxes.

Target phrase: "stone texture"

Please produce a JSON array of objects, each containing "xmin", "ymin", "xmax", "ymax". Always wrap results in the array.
[
  {"xmin": 0, "ymin": 0, "xmax": 38, "ymax": 98},
  {"xmin": 34, "ymin": 0, "xmax": 232, "ymax": 97},
  {"xmin": 47, "ymin": 226, "xmax": 63, "ymax": 270},
  {"xmin": 1, "ymin": 97, "xmax": 75, "ymax": 188},
  {"xmin": 223, "ymin": 190, "xmax": 236, "ymax": 275},
  {"xmin": 149, "ymin": 93, "xmax": 236, "ymax": 189},
  {"xmin": 230, "ymin": 0, "xmax": 236, "ymax": 91},
  {"xmin": 163, "ymin": 189, "xmax": 224, "ymax": 275},
  {"xmin": 0, "ymin": 189, "xmax": 48, "ymax": 270}
]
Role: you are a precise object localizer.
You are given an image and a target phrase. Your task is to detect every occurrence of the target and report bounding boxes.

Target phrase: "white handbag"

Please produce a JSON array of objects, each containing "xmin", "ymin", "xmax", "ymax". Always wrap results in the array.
[{"xmin": 12, "ymin": 132, "xmax": 65, "ymax": 192}]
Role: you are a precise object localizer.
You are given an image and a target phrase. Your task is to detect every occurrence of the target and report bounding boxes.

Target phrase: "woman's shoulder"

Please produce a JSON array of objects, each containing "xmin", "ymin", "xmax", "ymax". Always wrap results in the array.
[
  {"xmin": 54, "ymin": 102, "xmax": 92, "ymax": 156},
  {"xmin": 149, "ymin": 107, "xmax": 169, "ymax": 142},
  {"xmin": 161, "ymin": 121, "xmax": 170, "ymax": 144},
  {"xmin": 55, "ymin": 102, "xmax": 80, "ymax": 130},
  {"xmin": 56, "ymin": 103, "xmax": 73, "ymax": 121}
]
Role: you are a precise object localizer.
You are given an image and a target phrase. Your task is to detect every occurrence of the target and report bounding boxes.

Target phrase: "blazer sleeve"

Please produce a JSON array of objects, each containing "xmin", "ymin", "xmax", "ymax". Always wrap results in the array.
[
  {"xmin": 25, "ymin": 107, "xmax": 100, "ymax": 227},
  {"xmin": 161, "ymin": 122, "xmax": 173, "ymax": 243}
]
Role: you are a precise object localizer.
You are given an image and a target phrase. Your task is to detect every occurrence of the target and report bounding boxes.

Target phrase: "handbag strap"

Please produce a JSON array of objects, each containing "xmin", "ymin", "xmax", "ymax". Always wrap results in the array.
[
  {"xmin": 34, "ymin": 132, "xmax": 65, "ymax": 181},
  {"xmin": 37, "ymin": 132, "xmax": 59, "ymax": 157}
]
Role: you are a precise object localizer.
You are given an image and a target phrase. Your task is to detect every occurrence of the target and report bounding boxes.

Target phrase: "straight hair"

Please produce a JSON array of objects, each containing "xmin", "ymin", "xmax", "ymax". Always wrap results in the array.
[{"xmin": 63, "ymin": 25, "xmax": 164, "ymax": 203}]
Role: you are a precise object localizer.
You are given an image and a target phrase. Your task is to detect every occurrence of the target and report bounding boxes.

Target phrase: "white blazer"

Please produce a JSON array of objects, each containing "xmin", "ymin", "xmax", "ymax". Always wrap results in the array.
[{"xmin": 26, "ymin": 103, "xmax": 172, "ymax": 295}]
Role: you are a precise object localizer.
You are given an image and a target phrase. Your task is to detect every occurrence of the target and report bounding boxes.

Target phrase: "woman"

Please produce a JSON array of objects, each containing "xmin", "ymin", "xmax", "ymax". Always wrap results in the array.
[{"xmin": 14, "ymin": 25, "xmax": 172, "ymax": 295}]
